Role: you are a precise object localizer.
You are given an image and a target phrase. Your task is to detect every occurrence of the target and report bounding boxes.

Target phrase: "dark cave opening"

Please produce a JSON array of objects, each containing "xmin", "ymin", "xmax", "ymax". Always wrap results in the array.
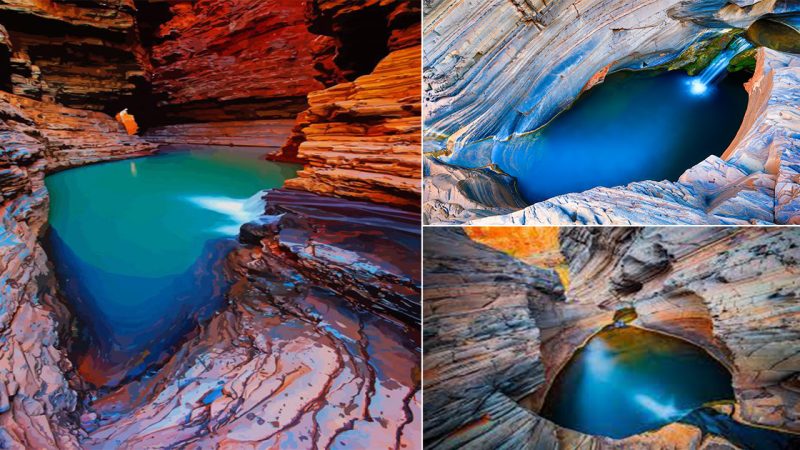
[
  {"xmin": 133, "ymin": 0, "xmax": 176, "ymax": 48},
  {"xmin": 334, "ymin": 8, "xmax": 391, "ymax": 80},
  {"xmin": 0, "ymin": 46, "xmax": 11, "ymax": 92},
  {"xmin": 309, "ymin": 5, "xmax": 392, "ymax": 81}
]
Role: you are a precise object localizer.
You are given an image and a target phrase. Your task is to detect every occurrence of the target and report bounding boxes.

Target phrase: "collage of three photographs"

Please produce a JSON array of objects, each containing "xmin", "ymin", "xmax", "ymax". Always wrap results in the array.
[{"xmin": 0, "ymin": 0, "xmax": 797, "ymax": 449}]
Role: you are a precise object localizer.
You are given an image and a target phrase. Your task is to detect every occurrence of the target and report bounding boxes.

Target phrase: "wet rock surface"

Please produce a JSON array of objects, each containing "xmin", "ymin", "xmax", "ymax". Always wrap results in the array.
[
  {"xmin": 80, "ymin": 189, "xmax": 421, "ymax": 448},
  {"xmin": 423, "ymin": 227, "xmax": 800, "ymax": 449}
]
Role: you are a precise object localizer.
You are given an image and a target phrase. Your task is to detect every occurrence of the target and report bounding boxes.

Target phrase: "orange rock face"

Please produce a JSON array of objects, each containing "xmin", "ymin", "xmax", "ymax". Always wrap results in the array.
[
  {"xmin": 282, "ymin": 45, "xmax": 421, "ymax": 209},
  {"xmin": 147, "ymin": 0, "xmax": 325, "ymax": 122},
  {"xmin": 115, "ymin": 109, "xmax": 138, "ymax": 135}
]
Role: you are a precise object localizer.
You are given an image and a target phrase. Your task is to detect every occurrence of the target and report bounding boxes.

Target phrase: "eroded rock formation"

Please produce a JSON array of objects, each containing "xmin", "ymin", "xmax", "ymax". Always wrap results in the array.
[
  {"xmin": 81, "ymin": 189, "xmax": 421, "ymax": 449},
  {"xmin": 277, "ymin": 0, "xmax": 422, "ymax": 210},
  {"xmin": 424, "ymin": 227, "xmax": 800, "ymax": 449},
  {"xmin": 423, "ymin": 0, "xmax": 800, "ymax": 225}
]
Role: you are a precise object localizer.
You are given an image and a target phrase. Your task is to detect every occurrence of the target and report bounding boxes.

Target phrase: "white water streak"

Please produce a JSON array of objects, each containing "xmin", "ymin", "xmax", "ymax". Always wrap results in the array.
[
  {"xmin": 187, "ymin": 192, "xmax": 265, "ymax": 235},
  {"xmin": 690, "ymin": 36, "xmax": 752, "ymax": 95}
]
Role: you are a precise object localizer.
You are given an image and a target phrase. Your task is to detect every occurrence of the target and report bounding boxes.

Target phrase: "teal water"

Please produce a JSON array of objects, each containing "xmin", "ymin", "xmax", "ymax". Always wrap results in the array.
[
  {"xmin": 445, "ymin": 70, "xmax": 749, "ymax": 204},
  {"xmin": 541, "ymin": 326, "xmax": 733, "ymax": 439},
  {"xmin": 45, "ymin": 146, "xmax": 299, "ymax": 386}
]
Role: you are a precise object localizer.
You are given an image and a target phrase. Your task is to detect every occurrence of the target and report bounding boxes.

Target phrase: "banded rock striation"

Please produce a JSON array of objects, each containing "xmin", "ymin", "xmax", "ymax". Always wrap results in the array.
[
  {"xmin": 423, "ymin": 0, "xmax": 800, "ymax": 225},
  {"xmin": 81, "ymin": 189, "xmax": 421, "ymax": 449},
  {"xmin": 277, "ymin": 0, "xmax": 422, "ymax": 210},
  {"xmin": 0, "ymin": 89, "xmax": 154, "ymax": 448},
  {"xmin": 424, "ymin": 227, "xmax": 800, "ymax": 449}
]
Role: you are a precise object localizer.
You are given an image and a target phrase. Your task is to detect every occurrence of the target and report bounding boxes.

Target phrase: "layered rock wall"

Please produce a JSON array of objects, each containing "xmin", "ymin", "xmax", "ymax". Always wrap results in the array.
[
  {"xmin": 0, "ymin": 0, "xmax": 147, "ymax": 112},
  {"xmin": 275, "ymin": 0, "xmax": 422, "ymax": 210},
  {"xmin": 424, "ymin": 227, "xmax": 800, "ymax": 449},
  {"xmin": 282, "ymin": 45, "xmax": 422, "ymax": 209},
  {"xmin": 0, "ymin": 88, "xmax": 154, "ymax": 448}
]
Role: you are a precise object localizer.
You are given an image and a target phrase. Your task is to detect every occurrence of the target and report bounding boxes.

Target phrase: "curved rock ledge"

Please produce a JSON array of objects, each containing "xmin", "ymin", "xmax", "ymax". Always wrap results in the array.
[{"xmin": 423, "ymin": 227, "xmax": 800, "ymax": 449}]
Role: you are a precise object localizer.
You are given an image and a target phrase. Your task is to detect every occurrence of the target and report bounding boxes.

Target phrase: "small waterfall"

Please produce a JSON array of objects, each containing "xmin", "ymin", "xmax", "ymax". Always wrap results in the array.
[
  {"xmin": 187, "ymin": 191, "xmax": 266, "ymax": 235},
  {"xmin": 689, "ymin": 36, "xmax": 752, "ymax": 95},
  {"xmin": 634, "ymin": 394, "xmax": 686, "ymax": 421}
]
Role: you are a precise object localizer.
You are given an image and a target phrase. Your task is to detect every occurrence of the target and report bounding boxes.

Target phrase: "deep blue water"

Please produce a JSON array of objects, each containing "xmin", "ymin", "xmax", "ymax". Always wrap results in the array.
[
  {"xmin": 541, "ymin": 326, "xmax": 800, "ymax": 448},
  {"xmin": 541, "ymin": 326, "xmax": 733, "ymax": 439},
  {"xmin": 445, "ymin": 70, "xmax": 750, "ymax": 204},
  {"xmin": 45, "ymin": 147, "xmax": 299, "ymax": 387}
]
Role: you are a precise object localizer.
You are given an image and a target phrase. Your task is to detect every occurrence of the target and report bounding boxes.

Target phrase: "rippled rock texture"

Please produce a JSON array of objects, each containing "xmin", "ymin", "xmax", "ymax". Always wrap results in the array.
[
  {"xmin": 81, "ymin": 189, "xmax": 421, "ymax": 448},
  {"xmin": 423, "ymin": 0, "xmax": 800, "ymax": 225},
  {"xmin": 0, "ymin": 88, "xmax": 154, "ymax": 447},
  {"xmin": 424, "ymin": 227, "xmax": 800, "ymax": 449}
]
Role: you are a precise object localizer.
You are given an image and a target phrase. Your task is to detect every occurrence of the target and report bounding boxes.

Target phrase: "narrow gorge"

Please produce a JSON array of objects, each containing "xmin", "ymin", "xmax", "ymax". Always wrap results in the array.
[
  {"xmin": 423, "ymin": 0, "xmax": 800, "ymax": 225},
  {"xmin": 0, "ymin": 0, "xmax": 421, "ymax": 448},
  {"xmin": 423, "ymin": 227, "xmax": 800, "ymax": 449}
]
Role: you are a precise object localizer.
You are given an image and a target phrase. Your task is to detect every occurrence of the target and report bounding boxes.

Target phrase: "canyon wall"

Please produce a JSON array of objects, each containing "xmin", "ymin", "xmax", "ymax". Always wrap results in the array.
[
  {"xmin": 0, "ymin": 0, "xmax": 147, "ymax": 113},
  {"xmin": 141, "ymin": 0, "xmax": 422, "ymax": 210},
  {"xmin": 424, "ymin": 0, "xmax": 800, "ymax": 225},
  {"xmin": 0, "ymin": 87, "xmax": 154, "ymax": 450},
  {"xmin": 140, "ymin": 0, "xmax": 325, "ymax": 150},
  {"xmin": 424, "ymin": 227, "xmax": 800, "ymax": 449},
  {"xmin": 278, "ymin": 0, "xmax": 422, "ymax": 210}
]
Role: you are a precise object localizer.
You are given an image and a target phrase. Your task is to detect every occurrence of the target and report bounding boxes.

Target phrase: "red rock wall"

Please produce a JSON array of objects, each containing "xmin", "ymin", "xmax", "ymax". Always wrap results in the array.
[
  {"xmin": 146, "ymin": 0, "xmax": 325, "ymax": 123},
  {"xmin": 0, "ymin": 0, "xmax": 147, "ymax": 112},
  {"xmin": 277, "ymin": 0, "xmax": 422, "ymax": 210}
]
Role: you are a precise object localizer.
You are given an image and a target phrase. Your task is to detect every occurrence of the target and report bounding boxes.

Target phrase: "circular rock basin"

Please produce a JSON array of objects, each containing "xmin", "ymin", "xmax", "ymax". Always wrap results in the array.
[
  {"xmin": 445, "ymin": 69, "xmax": 750, "ymax": 204},
  {"xmin": 541, "ymin": 326, "xmax": 733, "ymax": 439}
]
